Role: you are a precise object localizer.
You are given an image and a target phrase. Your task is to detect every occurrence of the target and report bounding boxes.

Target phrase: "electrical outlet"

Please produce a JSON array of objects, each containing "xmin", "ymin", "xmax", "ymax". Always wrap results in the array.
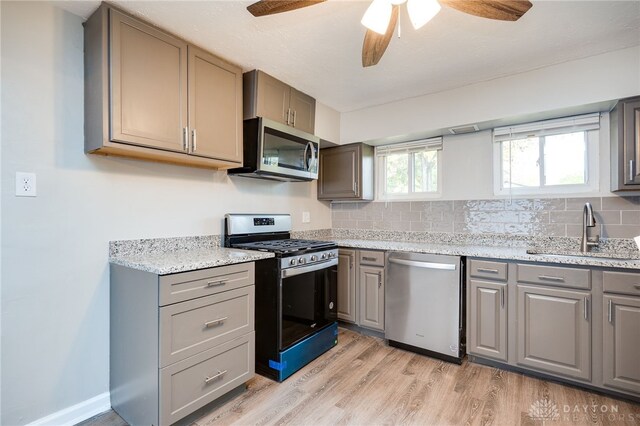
[
  {"xmin": 15, "ymin": 172, "xmax": 37, "ymax": 197},
  {"xmin": 302, "ymin": 211, "xmax": 311, "ymax": 223}
]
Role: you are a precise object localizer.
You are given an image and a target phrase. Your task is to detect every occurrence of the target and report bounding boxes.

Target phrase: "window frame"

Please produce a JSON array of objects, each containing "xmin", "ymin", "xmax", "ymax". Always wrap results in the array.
[
  {"xmin": 376, "ymin": 139, "xmax": 443, "ymax": 201},
  {"xmin": 493, "ymin": 116, "xmax": 600, "ymax": 196}
]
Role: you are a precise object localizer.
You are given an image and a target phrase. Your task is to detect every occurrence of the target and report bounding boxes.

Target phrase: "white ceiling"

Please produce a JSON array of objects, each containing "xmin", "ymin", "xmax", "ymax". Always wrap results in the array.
[{"xmin": 57, "ymin": 0, "xmax": 640, "ymax": 113}]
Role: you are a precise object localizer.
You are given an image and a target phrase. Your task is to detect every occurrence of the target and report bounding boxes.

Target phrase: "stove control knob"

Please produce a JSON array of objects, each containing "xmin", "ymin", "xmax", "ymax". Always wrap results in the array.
[
  {"xmin": 328, "ymin": 252, "xmax": 335, "ymax": 258},
  {"xmin": 310, "ymin": 255, "xmax": 318, "ymax": 262},
  {"xmin": 299, "ymin": 257, "xmax": 306, "ymax": 264},
  {"xmin": 289, "ymin": 259, "xmax": 297, "ymax": 266},
  {"xmin": 321, "ymin": 253, "xmax": 327, "ymax": 260}
]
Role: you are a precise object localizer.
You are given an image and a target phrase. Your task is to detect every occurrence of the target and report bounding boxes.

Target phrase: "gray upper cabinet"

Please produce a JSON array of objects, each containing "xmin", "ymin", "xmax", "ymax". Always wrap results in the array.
[
  {"xmin": 318, "ymin": 143, "xmax": 374, "ymax": 201},
  {"xmin": 468, "ymin": 279, "xmax": 507, "ymax": 362},
  {"xmin": 337, "ymin": 249, "xmax": 357, "ymax": 323},
  {"xmin": 84, "ymin": 4, "xmax": 243, "ymax": 169},
  {"xmin": 110, "ymin": 10, "xmax": 187, "ymax": 152},
  {"xmin": 516, "ymin": 284, "xmax": 591, "ymax": 381},
  {"xmin": 611, "ymin": 96, "xmax": 640, "ymax": 191},
  {"xmin": 188, "ymin": 46, "xmax": 243, "ymax": 163},
  {"xmin": 243, "ymin": 70, "xmax": 316, "ymax": 134}
]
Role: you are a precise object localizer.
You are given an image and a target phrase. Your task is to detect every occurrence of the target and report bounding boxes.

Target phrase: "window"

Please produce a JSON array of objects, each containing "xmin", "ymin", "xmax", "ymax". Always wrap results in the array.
[
  {"xmin": 376, "ymin": 138, "xmax": 442, "ymax": 200},
  {"xmin": 493, "ymin": 113, "xmax": 600, "ymax": 195}
]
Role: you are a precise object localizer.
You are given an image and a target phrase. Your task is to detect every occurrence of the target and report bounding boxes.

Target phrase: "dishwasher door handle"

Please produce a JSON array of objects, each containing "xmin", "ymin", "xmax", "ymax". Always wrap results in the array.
[{"xmin": 388, "ymin": 257, "xmax": 457, "ymax": 271}]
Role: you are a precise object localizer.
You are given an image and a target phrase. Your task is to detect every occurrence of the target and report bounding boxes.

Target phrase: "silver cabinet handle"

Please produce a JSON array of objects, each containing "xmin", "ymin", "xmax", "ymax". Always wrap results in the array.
[
  {"xmin": 204, "ymin": 370, "xmax": 227, "ymax": 385},
  {"xmin": 286, "ymin": 108, "xmax": 292, "ymax": 125},
  {"xmin": 388, "ymin": 257, "xmax": 457, "ymax": 271},
  {"xmin": 500, "ymin": 287, "xmax": 505, "ymax": 308},
  {"xmin": 192, "ymin": 128, "xmax": 197, "ymax": 152},
  {"xmin": 378, "ymin": 271, "xmax": 382, "ymax": 288},
  {"xmin": 362, "ymin": 256, "xmax": 377, "ymax": 262},
  {"xmin": 478, "ymin": 268, "xmax": 499, "ymax": 274},
  {"xmin": 538, "ymin": 275, "xmax": 565, "ymax": 282},
  {"xmin": 630, "ymin": 159, "xmax": 635, "ymax": 183},
  {"xmin": 204, "ymin": 317, "xmax": 228, "ymax": 328},
  {"xmin": 207, "ymin": 280, "xmax": 227, "ymax": 287},
  {"xmin": 634, "ymin": 284, "xmax": 640, "ymax": 290},
  {"xmin": 608, "ymin": 299, "xmax": 613, "ymax": 323},
  {"xmin": 183, "ymin": 127, "xmax": 189, "ymax": 152},
  {"xmin": 583, "ymin": 297, "xmax": 588, "ymax": 320},
  {"xmin": 292, "ymin": 110, "xmax": 297, "ymax": 127}
]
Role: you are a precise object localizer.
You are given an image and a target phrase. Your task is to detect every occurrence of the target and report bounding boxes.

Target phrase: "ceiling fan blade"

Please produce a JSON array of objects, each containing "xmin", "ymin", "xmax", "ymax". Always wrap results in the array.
[
  {"xmin": 362, "ymin": 5, "xmax": 399, "ymax": 68},
  {"xmin": 247, "ymin": 0, "xmax": 326, "ymax": 17},
  {"xmin": 440, "ymin": 0, "xmax": 532, "ymax": 21}
]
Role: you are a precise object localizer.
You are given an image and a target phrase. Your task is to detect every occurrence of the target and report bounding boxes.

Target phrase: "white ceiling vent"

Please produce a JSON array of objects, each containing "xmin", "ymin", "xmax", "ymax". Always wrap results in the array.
[{"xmin": 448, "ymin": 124, "xmax": 480, "ymax": 135}]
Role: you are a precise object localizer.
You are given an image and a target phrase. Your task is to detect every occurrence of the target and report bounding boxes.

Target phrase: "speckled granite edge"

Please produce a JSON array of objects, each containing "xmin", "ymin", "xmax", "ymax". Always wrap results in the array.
[
  {"xmin": 109, "ymin": 235, "xmax": 221, "ymax": 258},
  {"xmin": 329, "ymin": 239, "xmax": 640, "ymax": 270}
]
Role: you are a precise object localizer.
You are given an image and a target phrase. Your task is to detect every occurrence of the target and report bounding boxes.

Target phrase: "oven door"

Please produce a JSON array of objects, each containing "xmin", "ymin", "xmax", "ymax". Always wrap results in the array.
[{"xmin": 280, "ymin": 258, "xmax": 338, "ymax": 350}]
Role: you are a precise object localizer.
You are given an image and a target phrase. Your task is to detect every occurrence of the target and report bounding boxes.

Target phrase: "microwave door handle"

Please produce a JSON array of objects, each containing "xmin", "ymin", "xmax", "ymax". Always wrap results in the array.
[
  {"xmin": 306, "ymin": 141, "xmax": 317, "ymax": 172},
  {"xmin": 303, "ymin": 142, "xmax": 310, "ymax": 170}
]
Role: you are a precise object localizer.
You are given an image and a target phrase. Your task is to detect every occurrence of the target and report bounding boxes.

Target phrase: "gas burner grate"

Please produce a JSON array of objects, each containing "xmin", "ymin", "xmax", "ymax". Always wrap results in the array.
[{"xmin": 234, "ymin": 239, "xmax": 335, "ymax": 254}]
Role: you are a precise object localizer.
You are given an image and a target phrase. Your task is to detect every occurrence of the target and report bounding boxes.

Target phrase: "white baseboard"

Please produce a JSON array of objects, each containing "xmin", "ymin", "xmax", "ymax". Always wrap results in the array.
[{"xmin": 27, "ymin": 392, "xmax": 111, "ymax": 426}]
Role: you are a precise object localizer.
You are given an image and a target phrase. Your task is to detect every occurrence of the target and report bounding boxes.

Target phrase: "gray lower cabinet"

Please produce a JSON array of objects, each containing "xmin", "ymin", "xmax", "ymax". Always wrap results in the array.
[
  {"xmin": 359, "ymin": 265, "xmax": 385, "ymax": 331},
  {"xmin": 602, "ymin": 270, "xmax": 640, "ymax": 394},
  {"xmin": 111, "ymin": 262, "xmax": 256, "ymax": 425},
  {"xmin": 337, "ymin": 249, "xmax": 385, "ymax": 331},
  {"xmin": 468, "ymin": 280, "xmax": 507, "ymax": 362},
  {"xmin": 516, "ymin": 284, "xmax": 591, "ymax": 381},
  {"xmin": 337, "ymin": 249, "xmax": 357, "ymax": 323}
]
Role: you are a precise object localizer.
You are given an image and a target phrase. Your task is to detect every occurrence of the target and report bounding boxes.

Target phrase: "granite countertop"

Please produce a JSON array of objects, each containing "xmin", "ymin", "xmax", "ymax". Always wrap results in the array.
[
  {"xmin": 330, "ymin": 238, "xmax": 640, "ymax": 270},
  {"xmin": 109, "ymin": 247, "xmax": 275, "ymax": 275}
]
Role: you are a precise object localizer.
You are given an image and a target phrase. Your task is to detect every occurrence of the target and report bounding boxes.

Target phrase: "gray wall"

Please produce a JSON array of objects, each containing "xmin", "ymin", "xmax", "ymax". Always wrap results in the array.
[{"xmin": 0, "ymin": 2, "xmax": 330, "ymax": 424}]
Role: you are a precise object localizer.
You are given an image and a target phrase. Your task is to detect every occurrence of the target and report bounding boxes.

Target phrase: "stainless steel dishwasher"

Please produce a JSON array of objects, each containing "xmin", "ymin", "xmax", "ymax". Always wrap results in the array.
[{"xmin": 385, "ymin": 252, "xmax": 464, "ymax": 364}]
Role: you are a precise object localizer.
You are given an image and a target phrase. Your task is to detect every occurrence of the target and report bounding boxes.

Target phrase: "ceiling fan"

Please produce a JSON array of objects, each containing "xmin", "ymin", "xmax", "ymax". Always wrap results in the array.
[{"xmin": 246, "ymin": 0, "xmax": 533, "ymax": 67}]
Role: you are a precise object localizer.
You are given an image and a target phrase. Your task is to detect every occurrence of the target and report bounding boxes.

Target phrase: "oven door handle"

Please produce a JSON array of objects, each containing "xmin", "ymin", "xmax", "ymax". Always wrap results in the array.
[{"xmin": 281, "ymin": 258, "xmax": 338, "ymax": 279}]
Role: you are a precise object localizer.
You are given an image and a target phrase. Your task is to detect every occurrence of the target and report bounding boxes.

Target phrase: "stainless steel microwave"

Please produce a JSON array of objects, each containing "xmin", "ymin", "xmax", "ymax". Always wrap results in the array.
[{"xmin": 227, "ymin": 117, "xmax": 320, "ymax": 182}]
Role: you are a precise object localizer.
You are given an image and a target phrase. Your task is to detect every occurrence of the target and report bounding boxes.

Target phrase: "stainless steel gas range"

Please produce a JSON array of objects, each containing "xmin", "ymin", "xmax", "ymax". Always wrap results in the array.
[{"xmin": 224, "ymin": 214, "xmax": 338, "ymax": 382}]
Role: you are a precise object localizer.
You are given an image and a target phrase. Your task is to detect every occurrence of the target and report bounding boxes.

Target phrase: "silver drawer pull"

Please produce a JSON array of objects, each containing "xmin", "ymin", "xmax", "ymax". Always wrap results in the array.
[
  {"xmin": 207, "ymin": 280, "xmax": 227, "ymax": 287},
  {"xmin": 204, "ymin": 370, "xmax": 227, "ymax": 385},
  {"xmin": 608, "ymin": 299, "xmax": 613, "ymax": 323},
  {"xmin": 362, "ymin": 256, "xmax": 378, "ymax": 262},
  {"xmin": 538, "ymin": 275, "xmax": 565, "ymax": 282},
  {"xmin": 204, "ymin": 317, "xmax": 228, "ymax": 328},
  {"xmin": 634, "ymin": 284, "xmax": 640, "ymax": 290},
  {"xmin": 478, "ymin": 268, "xmax": 499, "ymax": 273}
]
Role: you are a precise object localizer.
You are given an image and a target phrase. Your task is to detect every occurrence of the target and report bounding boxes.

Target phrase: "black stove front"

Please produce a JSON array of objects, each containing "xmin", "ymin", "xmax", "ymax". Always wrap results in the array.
[{"xmin": 224, "ymin": 214, "xmax": 339, "ymax": 382}]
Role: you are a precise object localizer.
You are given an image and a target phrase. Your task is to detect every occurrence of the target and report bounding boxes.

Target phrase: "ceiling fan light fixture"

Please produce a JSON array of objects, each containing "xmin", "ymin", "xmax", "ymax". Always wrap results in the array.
[
  {"xmin": 361, "ymin": 0, "xmax": 393, "ymax": 35},
  {"xmin": 407, "ymin": 0, "xmax": 441, "ymax": 30}
]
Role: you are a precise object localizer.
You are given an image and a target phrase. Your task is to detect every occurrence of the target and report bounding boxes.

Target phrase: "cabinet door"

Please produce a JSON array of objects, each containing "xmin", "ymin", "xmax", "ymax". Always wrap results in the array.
[
  {"xmin": 110, "ymin": 10, "xmax": 187, "ymax": 152},
  {"xmin": 289, "ymin": 88, "xmax": 316, "ymax": 134},
  {"xmin": 517, "ymin": 284, "xmax": 591, "ymax": 380},
  {"xmin": 188, "ymin": 46, "xmax": 242, "ymax": 163},
  {"xmin": 337, "ymin": 250, "xmax": 357, "ymax": 323},
  {"xmin": 318, "ymin": 145, "xmax": 360, "ymax": 200},
  {"xmin": 256, "ymin": 72, "xmax": 290, "ymax": 125},
  {"xmin": 603, "ymin": 295, "xmax": 640, "ymax": 394},
  {"xmin": 623, "ymin": 99, "xmax": 640, "ymax": 185},
  {"xmin": 469, "ymin": 280, "xmax": 507, "ymax": 361},
  {"xmin": 359, "ymin": 265, "xmax": 384, "ymax": 331}
]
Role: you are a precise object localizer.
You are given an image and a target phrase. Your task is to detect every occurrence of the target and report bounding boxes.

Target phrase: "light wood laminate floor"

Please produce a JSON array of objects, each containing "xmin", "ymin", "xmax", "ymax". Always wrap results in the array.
[{"xmin": 82, "ymin": 328, "xmax": 639, "ymax": 426}]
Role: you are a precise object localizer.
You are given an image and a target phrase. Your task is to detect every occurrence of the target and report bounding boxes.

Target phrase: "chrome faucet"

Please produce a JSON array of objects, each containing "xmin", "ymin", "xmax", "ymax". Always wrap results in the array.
[{"xmin": 581, "ymin": 202, "xmax": 600, "ymax": 252}]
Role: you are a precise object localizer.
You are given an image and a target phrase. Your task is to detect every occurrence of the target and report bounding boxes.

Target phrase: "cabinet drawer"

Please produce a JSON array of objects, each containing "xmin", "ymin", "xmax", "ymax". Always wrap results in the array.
[
  {"xmin": 160, "ymin": 333, "xmax": 254, "ymax": 426},
  {"xmin": 516, "ymin": 264, "xmax": 590, "ymax": 290},
  {"xmin": 603, "ymin": 271, "xmax": 640, "ymax": 296},
  {"xmin": 469, "ymin": 259, "xmax": 508, "ymax": 281},
  {"xmin": 159, "ymin": 262, "xmax": 254, "ymax": 305},
  {"xmin": 359, "ymin": 250, "xmax": 385, "ymax": 267},
  {"xmin": 160, "ymin": 286, "xmax": 254, "ymax": 367}
]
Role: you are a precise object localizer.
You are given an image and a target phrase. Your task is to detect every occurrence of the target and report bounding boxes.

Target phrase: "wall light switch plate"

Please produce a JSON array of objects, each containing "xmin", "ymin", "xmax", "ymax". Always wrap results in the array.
[
  {"xmin": 302, "ymin": 211, "xmax": 311, "ymax": 223},
  {"xmin": 16, "ymin": 172, "xmax": 37, "ymax": 197}
]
